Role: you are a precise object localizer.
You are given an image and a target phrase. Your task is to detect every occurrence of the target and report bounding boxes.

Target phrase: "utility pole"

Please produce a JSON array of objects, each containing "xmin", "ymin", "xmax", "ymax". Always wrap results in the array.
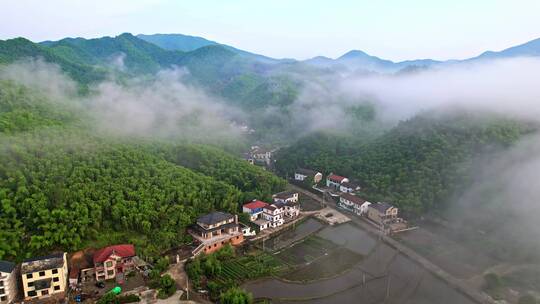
[
  {"xmin": 186, "ymin": 274, "xmax": 189, "ymax": 300},
  {"xmin": 385, "ymin": 274, "xmax": 391, "ymax": 301}
]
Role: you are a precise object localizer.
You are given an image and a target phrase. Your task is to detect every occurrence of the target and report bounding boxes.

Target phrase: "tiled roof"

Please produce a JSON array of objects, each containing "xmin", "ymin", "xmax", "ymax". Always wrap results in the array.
[
  {"xmin": 197, "ymin": 211, "xmax": 234, "ymax": 225},
  {"xmin": 340, "ymin": 193, "xmax": 366, "ymax": 205},
  {"xmin": 273, "ymin": 191, "xmax": 297, "ymax": 199},
  {"xmin": 370, "ymin": 202, "xmax": 394, "ymax": 213},
  {"xmin": 296, "ymin": 168, "xmax": 318, "ymax": 176},
  {"xmin": 0, "ymin": 260, "xmax": 15, "ymax": 273},
  {"xmin": 93, "ymin": 244, "xmax": 135, "ymax": 263},
  {"xmin": 21, "ymin": 253, "xmax": 65, "ymax": 274},
  {"xmin": 243, "ymin": 200, "xmax": 269, "ymax": 210},
  {"xmin": 328, "ymin": 174, "xmax": 347, "ymax": 183}
]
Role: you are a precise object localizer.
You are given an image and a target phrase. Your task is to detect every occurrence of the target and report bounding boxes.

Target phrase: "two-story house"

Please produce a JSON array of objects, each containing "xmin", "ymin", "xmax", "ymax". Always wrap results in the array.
[
  {"xmin": 326, "ymin": 174, "xmax": 349, "ymax": 189},
  {"xmin": 339, "ymin": 181, "xmax": 361, "ymax": 193},
  {"xmin": 262, "ymin": 204, "xmax": 284, "ymax": 228},
  {"xmin": 242, "ymin": 200, "xmax": 268, "ymax": 221},
  {"xmin": 294, "ymin": 169, "xmax": 323, "ymax": 184},
  {"xmin": 367, "ymin": 202, "xmax": 399, "ymax": 226},
  {"xmin": 21, "ymin": 253, "xmax": 68, "ymax": 302},
  {"xmin": 339, "ymin": 193, "xmax": 370, "ymax": 215},
  {"xmin": 189, "ymin": 212, "xmax": 244, "ymax": 255},
  {"xmin": 0, "ymin": 260, "xmax": 17, "ymax": 304},
  {"xmin": 93, "ymin": 244, "xmax": 136, "ymax": 283}
]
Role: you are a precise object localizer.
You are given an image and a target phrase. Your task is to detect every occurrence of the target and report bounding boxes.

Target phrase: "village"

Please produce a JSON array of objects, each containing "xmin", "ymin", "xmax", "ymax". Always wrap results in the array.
[{"xmin": 0, "ymin": 161, "xmax": 415, "ymax": 304}]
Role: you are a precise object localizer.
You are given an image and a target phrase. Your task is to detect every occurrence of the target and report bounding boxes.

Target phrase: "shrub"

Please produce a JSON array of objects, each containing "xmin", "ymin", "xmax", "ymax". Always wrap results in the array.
[
  {"xmin": 117, "ymin": 294, "xmax": 141, "ymax": 303},
  {"xmin": 220, "ymin": 287, "xmax": 253, "ymax": 304}
]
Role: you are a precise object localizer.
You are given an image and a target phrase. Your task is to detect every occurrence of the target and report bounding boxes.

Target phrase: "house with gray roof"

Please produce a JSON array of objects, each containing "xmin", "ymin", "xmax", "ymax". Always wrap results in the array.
[{"xmin": 0, "ymin": 260, "xmax": 17, "ymax": 304}]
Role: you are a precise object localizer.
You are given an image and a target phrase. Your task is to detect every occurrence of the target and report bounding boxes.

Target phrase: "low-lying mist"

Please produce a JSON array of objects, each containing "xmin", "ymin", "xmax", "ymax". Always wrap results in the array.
[{"xmin": 0, "ymin": 59, "xmax": 247, "ymax": 145}]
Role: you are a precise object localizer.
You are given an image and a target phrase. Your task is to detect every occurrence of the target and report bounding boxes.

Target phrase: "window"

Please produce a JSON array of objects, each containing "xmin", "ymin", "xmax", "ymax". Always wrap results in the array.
[
  {"xmin": 28, "ymin": 291, "xmax": 37, "ymax": 297},
  {"xmin": 0, "ymin": 296, "xmax": 6, "ymax": 301},
  {"xmin": 54, "ymin": 286, "xmax": 60, "ymax": 291},
  {"xmin": 107, "ymin": 270, "xmax": 114, "ymax": 276},
  {"xmin": 0, "ymin": 280, "xmax": 3, "ymax": 286},
  {"xmin": 27, "ymin": 282, "xmax": 34, "ymax": 287},
  {"xmin": 53, "ymin": 277, "xmax": 59, "ymax": 282},
  {"xmin": 105, "ymin": 261, "xmax": 113, "ymax": 267},
  {"xmin": 52, "ymin": 269, "xmax": 58, "ymax": 274},
  {"xmin": 39, "ymin": 271, "xmax": 45, "ymax": 277},
  {"xmin": 41, "ymin": 290, "xmax": 48, "ymax": 296},
  {"xmin": 26, "ymin": 273, "xmax": 33, "ymax": 279},
  {"xmin": 0, "ymin": 288, "xmax": 4, "ymax": 295}
]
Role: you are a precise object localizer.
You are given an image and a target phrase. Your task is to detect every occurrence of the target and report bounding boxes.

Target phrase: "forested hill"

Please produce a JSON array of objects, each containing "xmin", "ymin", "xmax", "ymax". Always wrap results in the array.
[
  {"xmin": 275, "ymin": 112, "xmax": 532, "ymax": 215},
  {"xmin": 0, "ymin": 34, "xmax": 301, "ymax": 112},
  {"xmin": 0, "ymin": 80, "xmax": 285, "ymax": 261}
]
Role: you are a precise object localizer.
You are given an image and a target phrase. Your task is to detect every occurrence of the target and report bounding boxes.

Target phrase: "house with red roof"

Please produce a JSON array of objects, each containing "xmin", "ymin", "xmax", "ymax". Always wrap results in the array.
[
  {"xmin": 93, "ymin": 244, "xmax": 136, "ymax": 282},
  {"xmin": 326, "ymin": 173, "xmax": 349, "ymax": 189},
  {"xmin": 242, "ymin": 200, "xmax": 269, "ymax": 221}
]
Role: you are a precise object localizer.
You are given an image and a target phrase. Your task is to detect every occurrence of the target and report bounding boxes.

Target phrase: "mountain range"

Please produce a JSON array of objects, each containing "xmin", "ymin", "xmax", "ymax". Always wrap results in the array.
[{"xmin": 1, "ymin": 32, "xmax": 540, "ymax": 110}]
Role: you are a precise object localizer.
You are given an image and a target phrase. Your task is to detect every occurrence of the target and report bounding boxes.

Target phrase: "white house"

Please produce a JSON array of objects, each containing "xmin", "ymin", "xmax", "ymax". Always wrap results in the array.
[
  {"xmin": 251, "ymin": 147, "xmax": 273, "ymax": 166},
  {"xmin": 294, "ymin": 169, "xmax": 323, "ymax": 184},
  {"xmin": 272, "ymin": 191, "xmax": 299, "ymax": 204},
  {"xmin": 326, "ymin": 173, "xmax": 349, "ymax": 189},
  {"xmin": 0, "ymin": 260, "xmax": 17, "ymax": 304},
  {"xmin": 262, "ymin": 204, "xmax": 284, "ymax": 228},
  {"xmin": 339, "ymin": 193, "xmax": 370, "ymax": 215},
  {"xmin": 339, "ymin": 181, "xmax": 361, "ymax": 193}
]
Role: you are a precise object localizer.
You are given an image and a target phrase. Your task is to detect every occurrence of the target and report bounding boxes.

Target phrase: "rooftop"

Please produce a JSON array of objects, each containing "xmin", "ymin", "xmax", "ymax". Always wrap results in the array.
[
  {"xmin": 296, "ymin": 168, "xmax": 319, "ymax": 176},
  {"xmin": 243, "ymin": 200, "xmax": 269, "ymax": 210},
  {"xmin": 340, "ymin": 193, "xmax": 366, "ymax": 205},
  {"xmin": 341, "ymin": 181, "xmax": 360, "ymax": 189},
  {"xmin": 273, "ymin": 190, "xmax": 298, "ymax": 199},
  {"xmin": 93, "ymin": 244, "xmax": 135, "ymax": 264},
  {"xmin": 21, "ymin": 253, "xmax": 65, "ymax": 274},
  {"xmin": 197, "ymin": 211, "xmax": 234, "ymax": 226},
  {"xmin": 328, "ymin": 174, "xmax": 347, "ymax": 182},
  {"xmin": 0, "ymin": 260, "xmax": 16, "ymax": 273},
  {"xmin": 370, "ymin": 202, "xmax": 395, "ymax": 213}
]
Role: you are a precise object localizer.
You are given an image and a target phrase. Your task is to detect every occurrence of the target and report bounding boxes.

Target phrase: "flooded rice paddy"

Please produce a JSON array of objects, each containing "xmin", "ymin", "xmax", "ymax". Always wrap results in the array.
[{"xmin": 244, "ymin": 220, "xmax": 476, "ymax": 304}]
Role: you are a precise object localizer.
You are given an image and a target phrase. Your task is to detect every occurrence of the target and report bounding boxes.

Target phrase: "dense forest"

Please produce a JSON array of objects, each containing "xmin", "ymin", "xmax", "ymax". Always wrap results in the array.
[
  {"xmin": 275, "ymin": 112, "xmax": 532, "ymax": 215},
  {"xmin": 0, "ymin": 79, "xmax": 285, "ymax": 261}
]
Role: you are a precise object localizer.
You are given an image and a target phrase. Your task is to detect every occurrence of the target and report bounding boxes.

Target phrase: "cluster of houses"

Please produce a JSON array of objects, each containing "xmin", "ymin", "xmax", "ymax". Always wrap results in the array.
[
  {"xmin": 188, "ymin": 190, "xmax": 302, "ymax": 256},
  {"xmin": 242, "ymin": 191, "xmax": 300, "ymax": 231},
  {"xmin": 295, "ymin": 169, "xmax": 405, "ymax": 232},
  {"xmin": 0, "ymin": 244, "xmax": 137, "ymax": 303}
]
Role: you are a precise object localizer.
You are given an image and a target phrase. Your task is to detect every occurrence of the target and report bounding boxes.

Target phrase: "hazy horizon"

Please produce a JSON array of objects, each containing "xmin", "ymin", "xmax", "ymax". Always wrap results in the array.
[{"xmin": 1, "ymin": 0, "xmax": 540, "ymax": 61}]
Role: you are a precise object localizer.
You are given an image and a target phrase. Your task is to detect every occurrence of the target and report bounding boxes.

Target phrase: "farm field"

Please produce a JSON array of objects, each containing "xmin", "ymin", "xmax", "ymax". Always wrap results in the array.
[{"xmin": 213, "ymin": 252, "xmax": 288, "ymax": 284}]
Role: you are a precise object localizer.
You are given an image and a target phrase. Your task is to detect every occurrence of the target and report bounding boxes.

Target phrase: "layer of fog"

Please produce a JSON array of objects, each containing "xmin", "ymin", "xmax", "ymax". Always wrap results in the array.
[
  {"xmin": 0, "ymin": 59, "xmax": 247, "ymax": 143},
  {"xmin": 289, "ymin": 57, "xmax": 540, "ymax": 263}
]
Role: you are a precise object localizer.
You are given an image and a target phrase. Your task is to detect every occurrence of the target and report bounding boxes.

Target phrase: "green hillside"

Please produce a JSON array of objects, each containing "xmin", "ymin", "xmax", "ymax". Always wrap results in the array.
[
  {"xmin": 0, "ymin": 79, "xmax": 285, "ymax": 261},
  {"xmin": 275, "ymin": 112, "xmax": 531, "ymax": 215}
]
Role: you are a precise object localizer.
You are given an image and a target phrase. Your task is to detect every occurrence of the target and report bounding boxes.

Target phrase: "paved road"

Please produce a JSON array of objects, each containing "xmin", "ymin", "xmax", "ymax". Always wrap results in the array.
[{"xmin": 289, "ymin": 184, "xmax": 496, "ymax": 304}]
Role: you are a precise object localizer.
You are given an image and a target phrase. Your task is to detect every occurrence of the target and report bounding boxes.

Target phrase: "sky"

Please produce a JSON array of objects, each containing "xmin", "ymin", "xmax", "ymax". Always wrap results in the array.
[{"xmin": 1, "ymin": 0, "xmax": 539, "ymax": 61}]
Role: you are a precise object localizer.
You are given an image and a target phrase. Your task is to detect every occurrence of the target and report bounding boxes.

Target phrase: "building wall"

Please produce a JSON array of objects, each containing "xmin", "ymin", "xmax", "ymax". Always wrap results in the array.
[
  {"xmin": 0, "ymin": 269, "xmax": 18, "ymax": 304},
  {"xmin": 202, "ymin": 234, "xmax": 244, "ymax": 254},
  {"xmin": 294, "ymin": 173, "xmax": 307, "ymax": 181},
  {"xmin": 367, "ymin": 208, "xmax": 383, "ymax": 225},
  {"xmin": 313, "ymin": 173, "xmax": 323, "ymax": 184},
  {"xmin": 22, "ymin": 254, "xmax": 68, "ymax": 300}
]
